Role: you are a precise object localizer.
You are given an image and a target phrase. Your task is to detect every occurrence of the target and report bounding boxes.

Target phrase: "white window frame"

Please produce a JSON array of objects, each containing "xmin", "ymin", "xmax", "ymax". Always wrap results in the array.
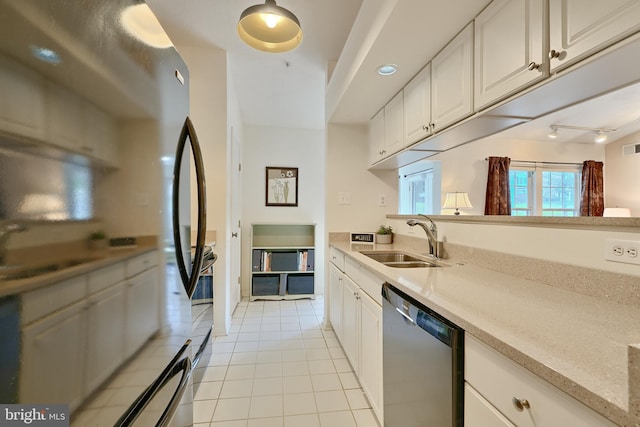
[
  {"xmin": 510, "ymin": 162, "xmax": 581, "ymax": 216},
  {"xmin": 398, "ymin": 160, "xmax": 441, "ymax": 215}
]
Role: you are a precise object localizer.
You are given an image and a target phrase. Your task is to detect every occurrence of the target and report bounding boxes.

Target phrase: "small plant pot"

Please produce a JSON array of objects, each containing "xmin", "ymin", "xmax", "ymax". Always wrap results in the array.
[{"xmin": 375, "ymin": 233, "xmax": 393, "ymax": 244}]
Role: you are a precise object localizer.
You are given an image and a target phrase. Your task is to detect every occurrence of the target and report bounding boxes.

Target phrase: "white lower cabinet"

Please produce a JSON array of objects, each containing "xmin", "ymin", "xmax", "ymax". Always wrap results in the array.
[
  {"xmin": 328, "ymin": 248, "xmax": 383, "ymax": 424},
  {"xmin": 20, "ymin": 251, "xmax": 159, "ymax": 413},
  {"xmin": 329, "ymin": 263, "xmax": 344, "ymax": 340},
  {"xmin": 125, "ymin": 267, "xmax": 159, "ymax": 358},
  {"xmin": 341, "ymin": 275, "xmax": 360, "ymax": 374},
  {"xmin": 85, "ymin": 283, "xmax": 126, "ymax": 395},
  {"xmin": 358, "ymin": 290, "xmax": 383, "ymax": 420},
  {"xmin": 20, "ymin": 301, "xmax": 87, "ymax": 412},
  {"xmin": 465, "ymin": 335, "xmax": 616, "ymax": 427},
  {"xmin": 465, "ymin": 384, "xmax": 514, "ymax": 427}
]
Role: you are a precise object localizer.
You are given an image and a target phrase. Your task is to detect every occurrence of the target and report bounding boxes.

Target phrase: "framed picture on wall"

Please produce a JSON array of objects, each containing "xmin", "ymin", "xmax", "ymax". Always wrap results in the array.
[{"xmin": 266, "ymin": 167, "xmax": 298, "ymax": 207}]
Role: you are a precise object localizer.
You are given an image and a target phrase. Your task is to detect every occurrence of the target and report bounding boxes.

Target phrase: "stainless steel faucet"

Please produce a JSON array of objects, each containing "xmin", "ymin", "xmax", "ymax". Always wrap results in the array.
[
  {"xmin": 0, "ymin": 223, "xmax": 27, "ymax": 266},
  {"xmin": 406, "ymin": 215, "xmax": 438, "ymax": 259}
]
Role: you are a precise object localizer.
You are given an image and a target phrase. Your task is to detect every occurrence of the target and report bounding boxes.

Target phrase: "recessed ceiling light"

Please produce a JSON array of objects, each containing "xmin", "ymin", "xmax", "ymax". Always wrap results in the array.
[
  {"xmin": 377, "ymin": 64, "xmax": 397, "ymax": 76},
  {"xmin": 30, "ymin": 45, "xmax": 61, "ymax": 65}
]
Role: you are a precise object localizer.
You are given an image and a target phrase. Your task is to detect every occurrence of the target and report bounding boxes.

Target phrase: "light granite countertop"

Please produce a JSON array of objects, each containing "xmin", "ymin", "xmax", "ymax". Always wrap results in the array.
[
  {"xmin": 0, "ymin": 245, "xmax": 157, "ymax": 298},
  {"xmin": 330, "ymin": 241, "xmax": 640, "ymax": 427}
]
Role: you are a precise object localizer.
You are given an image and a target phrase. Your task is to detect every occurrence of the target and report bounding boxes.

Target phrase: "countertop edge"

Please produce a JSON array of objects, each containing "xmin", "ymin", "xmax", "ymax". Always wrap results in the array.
[{"xmin": 0, "ymin": 246, "xmax": 158, "ymax": 298}]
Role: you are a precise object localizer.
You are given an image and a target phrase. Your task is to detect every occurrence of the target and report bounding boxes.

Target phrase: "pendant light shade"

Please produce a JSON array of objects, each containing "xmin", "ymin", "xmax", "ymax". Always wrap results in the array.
[{"xmin": 237, "ymin": 0, "xmax": 303, "ymax": 53}]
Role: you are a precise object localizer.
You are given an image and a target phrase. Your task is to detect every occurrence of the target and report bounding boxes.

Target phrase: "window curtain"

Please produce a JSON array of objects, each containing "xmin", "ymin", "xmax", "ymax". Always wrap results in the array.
[
  {"xmin": 579, "ymin": 160, "xmax": 604, "ymax": 216},
  {"xmin": 484, "ymin": 156, "xmax": 511, "ymax": 215}
]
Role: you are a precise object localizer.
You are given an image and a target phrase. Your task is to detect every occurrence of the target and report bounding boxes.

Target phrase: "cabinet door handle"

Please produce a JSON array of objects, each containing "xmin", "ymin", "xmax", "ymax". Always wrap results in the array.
[
  {"xmin": 232, "ymin": 232, "xmax": 238, "ymax": 237},
  {"xmin": 512, "ymin": 397, "xmax": 530, "ymax": 412},
  {"xmin": 548, "ymin": 49, "xmax": 564, "ymax": 60},
  {"xmin": 527, "ymin": 62, "xmax": 540, "ymax": 71}
]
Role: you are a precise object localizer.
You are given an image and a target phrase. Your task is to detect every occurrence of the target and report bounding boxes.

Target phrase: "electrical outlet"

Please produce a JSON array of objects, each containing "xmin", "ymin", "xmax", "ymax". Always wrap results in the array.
[
  {"xmin": 604, "ymin": 239, "xmax": 640, "ymax": 265},
  {"xmin": 378, "ymin": 194, "xmax": 386, "ymax": 207}
]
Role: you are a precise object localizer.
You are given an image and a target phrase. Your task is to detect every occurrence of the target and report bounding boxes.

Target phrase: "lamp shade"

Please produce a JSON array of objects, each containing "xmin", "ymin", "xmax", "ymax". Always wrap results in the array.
[
  {"xmin": 237, "ymin": 0, "xmax": 303, "ymax": 53},
  {"xmin": 442, "ymin": 192, "xmax": 472, "ymax": 215}
]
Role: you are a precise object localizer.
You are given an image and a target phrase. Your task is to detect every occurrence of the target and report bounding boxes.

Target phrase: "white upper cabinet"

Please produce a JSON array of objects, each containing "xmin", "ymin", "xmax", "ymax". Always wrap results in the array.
[
  {"xmin": 403, "ymin": 64, "xmax": 432, "ymax": 146},
  {"xmin": 474, "ymin": 0, "xmax": 546, "ymax": 110},
  {"xmin": 549, "ymin": 0, "xmax": 640, "ymax": 72},
  {"xmin": 384, "ymin": 91, "xmax": 404, "ymax": 155},
  {"xmin": 432, "ymin": 23, "xmax": 474, "ymax": 132},
  {"xmin": 368, "ymin": 108, "xmax": 385, "ymax": 165},
  {"xmin": 83, "ymin": 101, "xmax": 119, "ymax": 166},
  {"xmin": 46, "ymin": 82, "xmax": 84, "ymax": 152},
  {"xmin": 0, "ymin": 55, "xmax": 45, "ymax": 140}
]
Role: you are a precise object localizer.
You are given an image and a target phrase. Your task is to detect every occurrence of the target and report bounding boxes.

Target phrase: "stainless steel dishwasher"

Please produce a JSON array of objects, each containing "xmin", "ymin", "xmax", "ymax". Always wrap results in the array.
[{"xmin": 382, "ymin": 282, "xmax": 464, "ymax": 427}]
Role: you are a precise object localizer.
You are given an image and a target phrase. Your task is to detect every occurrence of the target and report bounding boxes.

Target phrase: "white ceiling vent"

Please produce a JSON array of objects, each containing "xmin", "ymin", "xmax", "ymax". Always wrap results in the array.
[{"xmin": 622, "ymin": 143, "xmax": 640, "ymax": 156}]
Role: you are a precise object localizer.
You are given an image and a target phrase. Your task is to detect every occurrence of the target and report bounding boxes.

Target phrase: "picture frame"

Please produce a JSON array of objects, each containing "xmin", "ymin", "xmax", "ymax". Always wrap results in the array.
[{"xmin": 266, "ymin": 167, "xmax": 298, "ymax": 207}]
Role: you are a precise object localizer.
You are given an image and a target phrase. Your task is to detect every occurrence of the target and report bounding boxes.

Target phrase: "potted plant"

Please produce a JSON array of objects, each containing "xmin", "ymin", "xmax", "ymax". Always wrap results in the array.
[
  {"xmin": 88, "ymin": 230, "xmax": 108, "ymax": 250},
  {"xmin": 375, "ymin": 225, "xmax": 393, "ymax": 244}
]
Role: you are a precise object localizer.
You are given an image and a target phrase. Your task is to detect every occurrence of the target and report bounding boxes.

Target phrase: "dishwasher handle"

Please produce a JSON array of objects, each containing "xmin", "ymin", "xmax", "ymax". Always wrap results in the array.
[{"xmin": 383, "ymin": 282, "xmax": 457, "ymax": 347}]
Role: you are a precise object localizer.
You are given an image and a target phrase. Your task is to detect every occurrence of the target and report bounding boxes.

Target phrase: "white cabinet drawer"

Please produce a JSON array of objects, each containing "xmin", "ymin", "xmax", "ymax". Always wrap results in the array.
[
  {"xmin": 344, "ymin": 256, "xmax": 361, "ymax": 283},
  {"xmin": 87, "ymin": 262, "xmax": 126, "ymax": 294},
  {"xmin": 357, "ymin": 265, "xmax": 383, "ymax": 306},
  {"xmin": 126, "ymin": 251, "xmax": 157, "ymax": 277},
  {"xmin": 22, "ymin": 276, "xmax": 87, "ymax": 325},
  {"xmin": 465, "ymin": 335, "xmax": 615, "ymax": 427},
  {"xmin": 329, "ymin": 247, "xmax": 345, "ymax": 271}
]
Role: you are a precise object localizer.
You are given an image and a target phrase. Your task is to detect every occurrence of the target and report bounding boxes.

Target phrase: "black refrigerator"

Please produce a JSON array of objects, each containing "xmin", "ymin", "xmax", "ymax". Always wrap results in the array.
[{"xmin": 0, "ymin": 0, "xmax": 210, "ymax": 425}]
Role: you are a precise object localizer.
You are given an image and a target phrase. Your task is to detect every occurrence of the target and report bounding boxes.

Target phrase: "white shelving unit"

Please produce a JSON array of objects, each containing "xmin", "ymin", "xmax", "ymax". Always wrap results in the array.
[{"xmin": 250, "ymin": 223, "xmax": 315, "ymax": 301}]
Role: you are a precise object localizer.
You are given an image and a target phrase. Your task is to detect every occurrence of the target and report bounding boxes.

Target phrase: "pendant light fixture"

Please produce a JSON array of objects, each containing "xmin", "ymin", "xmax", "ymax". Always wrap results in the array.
[{"xmin": 237, "ymin": 0, "xmax": 303, "ymax": 53}]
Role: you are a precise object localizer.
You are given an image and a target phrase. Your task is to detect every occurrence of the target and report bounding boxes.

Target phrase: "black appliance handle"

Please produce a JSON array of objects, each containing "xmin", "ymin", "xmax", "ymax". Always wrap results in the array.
[
  {"xmin": 113, "ymin": 340, "xmax": 192, "ymax": 427},
  {"xmin": 192, "ymin": 328, "xmax": 212, "ymax": 370},
  {"xmin": 172, "ymin": 116, "xmax": 207, "ymax": 298}
]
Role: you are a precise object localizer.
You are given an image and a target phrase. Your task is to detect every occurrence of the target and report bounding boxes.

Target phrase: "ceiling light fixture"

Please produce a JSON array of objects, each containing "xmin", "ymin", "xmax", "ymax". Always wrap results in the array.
[
  {"xmin": 377, "ymin": 64, "xmax": 397, "ymax": 76},
  {"xmin": 547, "ymin": 124, "xmax": 618, "ymax": 143},
  {"xmin": 237, "ymin": 0, "xmax": 303, "ymax": 53}
]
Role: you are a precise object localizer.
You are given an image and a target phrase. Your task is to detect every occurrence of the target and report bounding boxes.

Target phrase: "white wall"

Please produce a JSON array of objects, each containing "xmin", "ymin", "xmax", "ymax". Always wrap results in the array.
[
  {"xmin": 605, "ymin": 130, "xmax": 640, "ymax": 216},
  {"xmin": 99, "ymin": 120, "xmax": 161, "ymax": 237},
  {"xmin": 388, "ymin": 217, "xmax": 640, "ymax": 277},
  {"xmin": 241, "ymin": 125, "xmax": 326, "ymax": 296},
  {"xmin": 325, "ymin": 123, "xmax": 398, "ymax": 232},
  {"xmin": 178, "ymin": 45, "xmax": 231, "ymax": 335},
  {"xmin": 430, "ymin": 136, "xmax": 605, "ymax": 214}
]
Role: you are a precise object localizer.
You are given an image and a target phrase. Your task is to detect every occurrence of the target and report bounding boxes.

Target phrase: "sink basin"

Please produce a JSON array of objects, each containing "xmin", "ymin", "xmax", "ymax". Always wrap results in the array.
[
  {"xmin": 359, "ymin": 250, "xmax": 445, "ymax": 268},
  {"xmin": 359, "ymin": 251, "xmax": 422, "ymax": 263}
]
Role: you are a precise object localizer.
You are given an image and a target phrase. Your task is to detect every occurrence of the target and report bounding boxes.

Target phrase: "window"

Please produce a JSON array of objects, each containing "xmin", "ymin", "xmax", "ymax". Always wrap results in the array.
[
  {"xmin": 509, "ymin": 163, "xmax": 581, "ymax": 216},
  {"xmin": 399, "ymin": 161, "xmax": 441, "ymax": 215}
]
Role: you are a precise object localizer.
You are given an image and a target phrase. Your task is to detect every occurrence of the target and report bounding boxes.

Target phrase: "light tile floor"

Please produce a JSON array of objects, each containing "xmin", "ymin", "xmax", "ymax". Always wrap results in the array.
[{"xmin": 191, "ymin": 297, "xmax": 380, "ymax": 427}]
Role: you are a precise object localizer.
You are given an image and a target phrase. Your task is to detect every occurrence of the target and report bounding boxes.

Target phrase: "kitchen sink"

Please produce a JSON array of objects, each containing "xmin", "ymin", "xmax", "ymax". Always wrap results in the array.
[
  {"xmin": 0, "ymin": 257, "xmax": 100, "ymax": 281},
  {"xmin": 359, "ymin": 250, "xmax": 445, "ymax": 268}
]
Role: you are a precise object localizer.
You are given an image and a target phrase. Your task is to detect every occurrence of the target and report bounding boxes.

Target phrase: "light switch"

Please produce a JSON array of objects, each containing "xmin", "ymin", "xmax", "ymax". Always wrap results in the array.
[{"xmin": 338, "ymin": 192, "xmax": 351, "ymax": 205}]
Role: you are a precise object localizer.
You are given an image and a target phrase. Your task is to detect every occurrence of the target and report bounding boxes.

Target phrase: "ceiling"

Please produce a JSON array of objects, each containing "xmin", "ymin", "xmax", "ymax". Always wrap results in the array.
[
  {"xmin": 146, "ymin": 0, "xmax": 493, "ymax": 129},
  {"xmin": 147, "ymin": 0, "xmax": 640, "ymax": 145}
]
